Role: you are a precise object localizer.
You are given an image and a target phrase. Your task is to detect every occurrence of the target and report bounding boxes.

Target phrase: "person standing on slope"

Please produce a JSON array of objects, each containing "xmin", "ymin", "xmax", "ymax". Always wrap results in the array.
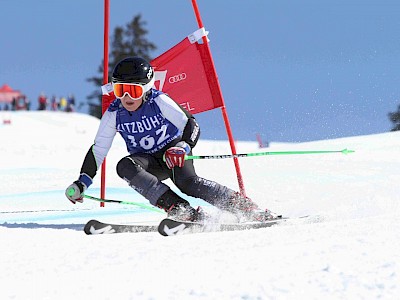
[{"xmin": 65, "ymin": 56, "xmax": 278, "ymax": 222}]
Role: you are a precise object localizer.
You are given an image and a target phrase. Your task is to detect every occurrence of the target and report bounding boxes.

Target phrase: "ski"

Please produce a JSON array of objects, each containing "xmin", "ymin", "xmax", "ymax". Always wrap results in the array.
[
  {"xmin": 83, "ymin": 219, "xmax": 158, "ymax": 235},
  {"xmin": 157, "ymin": 216, "xmax": 301, "ymax": 236},
  {"xmin": 84, "ymin": 215, "xmax": 312, "ymax": 235}
]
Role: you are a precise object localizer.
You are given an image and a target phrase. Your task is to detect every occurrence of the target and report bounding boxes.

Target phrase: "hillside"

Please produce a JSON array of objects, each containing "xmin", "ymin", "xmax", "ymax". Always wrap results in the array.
[{"xmin": 0, "ymin": 111, "xmax": 399, "ymax": 299}]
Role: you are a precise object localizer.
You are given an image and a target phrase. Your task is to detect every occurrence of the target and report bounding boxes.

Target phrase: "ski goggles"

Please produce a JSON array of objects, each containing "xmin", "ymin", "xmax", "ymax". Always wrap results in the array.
[{"xmin": 112, "ymin": 77, "xmax": 155, "ymax": 100}]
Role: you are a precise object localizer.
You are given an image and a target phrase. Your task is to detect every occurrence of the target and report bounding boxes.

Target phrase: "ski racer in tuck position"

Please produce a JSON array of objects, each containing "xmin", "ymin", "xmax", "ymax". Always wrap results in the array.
[{"xmin": 65, "ymin": 56, "xmax": 278, "ymax": 222}]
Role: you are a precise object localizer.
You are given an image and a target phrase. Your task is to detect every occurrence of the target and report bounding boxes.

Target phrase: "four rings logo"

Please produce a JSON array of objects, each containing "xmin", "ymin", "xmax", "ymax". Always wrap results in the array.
[{"xmin": 168, "ymin": 73, "xmax": 187, "ymax": 84}]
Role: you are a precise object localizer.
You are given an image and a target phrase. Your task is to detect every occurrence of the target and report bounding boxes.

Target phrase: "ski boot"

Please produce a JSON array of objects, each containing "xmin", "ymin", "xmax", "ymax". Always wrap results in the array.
[
  {"xmin": 156, "ymin": 190, "xmax": 206, "ymax": 222},
  {"xmin": 223, "ymin": 192, "xmax": 281, "ymax": 222},
  {"xmin": 249, "ymin": 208, "xmax": 281, "ymax": 222}
]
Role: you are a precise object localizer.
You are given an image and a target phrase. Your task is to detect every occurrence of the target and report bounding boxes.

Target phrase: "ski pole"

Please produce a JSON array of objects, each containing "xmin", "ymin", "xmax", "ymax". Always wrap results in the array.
[
  {"xmin": 66, "ymin": 187, "xmax": 163, "ymax": 213},
  {"xmin": 185, "ymin": 148, "xmax": 355, "ymax": 160},
  {"xmin": 82, "ymin": 194, "xmax": 164, "ymax": 213}
]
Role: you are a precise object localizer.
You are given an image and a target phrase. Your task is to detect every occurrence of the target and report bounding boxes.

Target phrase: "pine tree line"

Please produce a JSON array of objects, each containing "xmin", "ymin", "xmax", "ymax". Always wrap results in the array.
[{"xmin": 388, "ymin": 105, "xmax": 400, "ymax": 131}]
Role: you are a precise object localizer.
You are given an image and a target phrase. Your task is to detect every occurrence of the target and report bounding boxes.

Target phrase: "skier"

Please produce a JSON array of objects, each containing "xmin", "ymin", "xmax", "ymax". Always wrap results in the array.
[{"xmin": 65, "ymin": 56, "xmax": 277, "ymax": 222}]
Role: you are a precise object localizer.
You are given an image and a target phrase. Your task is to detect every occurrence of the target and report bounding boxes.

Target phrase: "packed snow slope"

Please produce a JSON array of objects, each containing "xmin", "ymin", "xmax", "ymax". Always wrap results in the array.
[{"xmin": 0, "ymin": 111, "xmax": 399, "ymax": 300}]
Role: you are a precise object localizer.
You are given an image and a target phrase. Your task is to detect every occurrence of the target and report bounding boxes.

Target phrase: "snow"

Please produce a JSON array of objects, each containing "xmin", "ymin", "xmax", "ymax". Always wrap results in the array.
[{"xmin": 1, "ymin": 111, "xmax": 399, "ymax": 299}]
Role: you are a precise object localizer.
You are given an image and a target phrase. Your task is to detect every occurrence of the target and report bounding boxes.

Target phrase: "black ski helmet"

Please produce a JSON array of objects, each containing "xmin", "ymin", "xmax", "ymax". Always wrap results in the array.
[{"xmin": 111, "ymin": 57, "xmax": 154, "ymax": 84}]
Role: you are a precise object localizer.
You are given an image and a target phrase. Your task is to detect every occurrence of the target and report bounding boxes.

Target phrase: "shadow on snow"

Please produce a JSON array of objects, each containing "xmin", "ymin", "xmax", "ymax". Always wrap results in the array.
[{"xmin": 0, "ymin": 222, "xmax": 84, "ymax": 231}]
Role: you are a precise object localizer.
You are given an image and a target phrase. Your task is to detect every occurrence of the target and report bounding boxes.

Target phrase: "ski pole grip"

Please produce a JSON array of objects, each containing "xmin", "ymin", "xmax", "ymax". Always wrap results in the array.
[{"xmin": 67, "ymin": 187, "xmax": 76, "ymax": 197}]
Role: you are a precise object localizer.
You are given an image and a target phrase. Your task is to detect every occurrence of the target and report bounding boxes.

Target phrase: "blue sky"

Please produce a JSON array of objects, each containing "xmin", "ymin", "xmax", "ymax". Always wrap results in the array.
[{"xmin": 1, "ymin": 0, "xmax": 399, "ymax": 142}]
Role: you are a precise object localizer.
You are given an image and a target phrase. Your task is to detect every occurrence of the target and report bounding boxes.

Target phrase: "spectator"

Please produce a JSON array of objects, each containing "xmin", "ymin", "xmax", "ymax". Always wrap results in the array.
[
  {"xmin": 15, "ymin": 96, "xmax": 25, "ymax": 110},
  {"xmin": 50, "ymin": 95, "xmax": 58, "ymax": 111},
  {"xmin": 26, "ymin": 97, "xmax": 31, "ymax": 111},
  {"xmin": 59, "ymin": 96, "xmax": 67, "ymax": 111},
  {"xmin": 66, "ymin": 94, "xmax": 75, "ymax": 112},
  {"xmin": 38, "ymin": 92, "xmax": 47, "ymax": 110},
  {"xmin": 11, "ymin": 97, "xmax": 16, "ymax": 111}
]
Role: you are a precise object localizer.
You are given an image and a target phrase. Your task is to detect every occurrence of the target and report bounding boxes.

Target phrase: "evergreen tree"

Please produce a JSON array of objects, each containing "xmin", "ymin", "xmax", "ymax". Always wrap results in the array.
[
  {"xmin": 388, "ymin": 105, "xmax": 400, "ymax": 131},
  {"xmin": 87, "ymin": 14, "xmax": 156, "ymax": 118}
]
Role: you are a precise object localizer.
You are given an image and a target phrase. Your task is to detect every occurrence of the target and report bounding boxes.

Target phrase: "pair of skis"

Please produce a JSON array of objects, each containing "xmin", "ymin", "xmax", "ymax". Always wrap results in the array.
[{"xmin": 84, "ymin": 216, "xmax": 300, "ymax": 236}]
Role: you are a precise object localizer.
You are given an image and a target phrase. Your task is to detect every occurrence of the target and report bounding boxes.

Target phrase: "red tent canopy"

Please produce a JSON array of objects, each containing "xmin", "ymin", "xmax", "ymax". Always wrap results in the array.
[{"xmin": 0, "ymin": 84, "xmax": 23, "ymax": 103}]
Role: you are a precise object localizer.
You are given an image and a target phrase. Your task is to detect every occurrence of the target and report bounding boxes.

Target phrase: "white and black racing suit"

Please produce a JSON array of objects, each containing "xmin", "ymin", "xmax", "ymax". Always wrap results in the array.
[{"xmin": 77, "ymin": 89, "xmax": 235, "ymax": 207}]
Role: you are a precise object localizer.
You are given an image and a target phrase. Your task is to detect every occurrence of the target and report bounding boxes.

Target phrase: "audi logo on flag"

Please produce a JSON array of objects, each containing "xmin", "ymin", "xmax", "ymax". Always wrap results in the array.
[{"xmin": 168, "ymin": 73, "xmax": 187, "ymax": 84}]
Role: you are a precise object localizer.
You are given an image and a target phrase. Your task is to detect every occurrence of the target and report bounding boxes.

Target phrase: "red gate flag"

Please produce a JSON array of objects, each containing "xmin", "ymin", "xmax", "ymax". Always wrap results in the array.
[
  {"xmin": 102, "ymin": 28, "xmax": 224, "ymax": 114},
  {"xmin": 151, "ymin": 28, "xmax": 223, "ymax": 114}
]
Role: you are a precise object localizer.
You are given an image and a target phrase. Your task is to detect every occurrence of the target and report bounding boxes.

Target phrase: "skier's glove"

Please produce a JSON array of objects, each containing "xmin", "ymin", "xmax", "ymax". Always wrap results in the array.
[
  {"xmin": 164, "ymin": 141, "xmax": 191, "ymax": 169},
  {"xmin": 65, "ymin": 180, "xmax": 87, "ymax": 204}
]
